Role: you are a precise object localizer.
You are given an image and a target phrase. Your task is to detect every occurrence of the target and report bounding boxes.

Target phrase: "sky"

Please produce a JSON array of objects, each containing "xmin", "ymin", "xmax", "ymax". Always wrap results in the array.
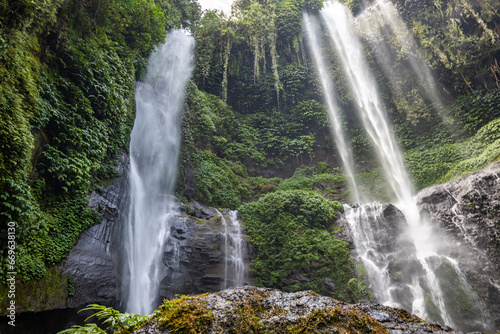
[{"xmin": 198, "ymin": 0, "xmax": 234, "ymax": 14}]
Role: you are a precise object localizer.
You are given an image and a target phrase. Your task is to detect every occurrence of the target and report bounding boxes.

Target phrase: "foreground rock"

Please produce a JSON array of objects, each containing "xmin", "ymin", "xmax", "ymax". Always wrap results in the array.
[{"xmin": 134, "ymin": 286, "xmax": 464, "ymax": 334}]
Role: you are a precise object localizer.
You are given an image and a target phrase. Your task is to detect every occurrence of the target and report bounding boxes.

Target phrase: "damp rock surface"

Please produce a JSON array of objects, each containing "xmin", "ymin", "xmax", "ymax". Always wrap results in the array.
[
  {"xmin": 63, "ymin": 154, "xmax": 129, "ymax": 309},
  {"xmin": 417, "ymin": 162, "xmax": 500, "ymax": 329},
  {"xmin": 63, "ymin": 174, "xmax": 254, "ymax": 310},
  {"xmin": 134, "ymin": 286, "xmax": 471, "ymax": 334}
]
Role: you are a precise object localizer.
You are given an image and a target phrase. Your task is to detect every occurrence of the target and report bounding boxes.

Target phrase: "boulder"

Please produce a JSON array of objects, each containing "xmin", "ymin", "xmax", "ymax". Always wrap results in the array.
[{"xmin": 134, "ymin": 286, "xmax": 462, "ymax": 333}]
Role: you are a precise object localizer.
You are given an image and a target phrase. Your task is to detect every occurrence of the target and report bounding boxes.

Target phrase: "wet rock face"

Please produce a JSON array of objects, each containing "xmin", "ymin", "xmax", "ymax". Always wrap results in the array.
[
  {"xmin": 340, "ymin": 203, "xmax": 422, "ymax": 308},
  {"xmin": 134, "ymin": 286, "xmax": 461, "ymax": 334},
  {"xmin": 64, "ymin": 169, "xmax": 254, "ymax": 310},
  {"xmin": 417, "ymin": 162, "xmax": 500, "ymax": 329},
  {"xmin": 157, "ymin": 204, "xmax": 254, "ymax": 300},
  {"xmin": 63, "ymin": 154, "xmax": 129, "ymax": 309}
]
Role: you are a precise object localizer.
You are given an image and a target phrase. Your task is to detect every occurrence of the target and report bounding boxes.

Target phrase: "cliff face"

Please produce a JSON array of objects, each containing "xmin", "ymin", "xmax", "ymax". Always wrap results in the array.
[
  {"xmin": 62, "ymin": 155, "xmax": 130, "ymax": 309},
  {"xmin": 417, "ymin": 162, "xmax": 500, "ymax": 329},
  {"xmin": 63, "ymin": 162, "xmax": 254, "ymax": 310},
  {"xmin": 31, "ymin": 161, "xmax": 500, "ymax": 333},
  {"xmin": 156, "ymin": 202, "xmax": 255, "ymax": 300}
]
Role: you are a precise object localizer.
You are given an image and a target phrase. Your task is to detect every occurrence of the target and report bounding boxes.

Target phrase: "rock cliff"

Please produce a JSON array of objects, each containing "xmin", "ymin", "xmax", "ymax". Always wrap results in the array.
[
  {"xmin": 63, "ymin": 160, "xmax": 254, "ymax": 310},
  {"xmin": 417, "ymin": 162, "xmax": 500, "ymax": 329}
]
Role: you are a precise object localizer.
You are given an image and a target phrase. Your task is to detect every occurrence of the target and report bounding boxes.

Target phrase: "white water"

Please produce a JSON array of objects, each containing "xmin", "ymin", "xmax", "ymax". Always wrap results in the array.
[
  {"xmin": 321, "ymin": 1, "xmax": 457, "ymax": 326},
  {"xmin": 219, "ymin": 210, "xmax": 246, "ymax": 289},
  {"xmin": 228, "ymin": 210, "xmax": 245, "ymax": 286},
  {"xmin": 356, "ymin": 0, "xmax": 452, "ymax": 125},
  {"xmin": 321, "ymin": 1, "xmax": 412, "ymax": 203},
  {"xmin": 343, "ymin": 204, "xmax": 398, "ymax": 307},
  {"xmin": 122, "ymin": 30, "xmax": 194, "ymax": 315},
  {"xmin": 303, "ymin": 12, "xmax": 361, "ymax": 202}
]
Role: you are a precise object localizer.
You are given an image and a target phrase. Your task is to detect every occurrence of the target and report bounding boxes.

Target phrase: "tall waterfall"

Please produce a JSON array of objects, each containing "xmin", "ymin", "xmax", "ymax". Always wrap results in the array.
[
  {"xmin": 303, "ymin": 12, "xmax": 361, "ymax": 202},
  {"xmin": 356, "ymin": 0, "xmax": 452, "ymax": 126},
  {"xmin": 227, "ymin": 210, "xmax": 246, "ymax": 288},
  {"xmin": 321, "ymin": 1, "xmax": 412, "ymax": 203},
  {"xmin": 318, "ymin": 1, "xmax": 492, "ymax": 330},
  {"xmin": 121, "ymin": 30, "xmax": 194, "ymax": 315}
]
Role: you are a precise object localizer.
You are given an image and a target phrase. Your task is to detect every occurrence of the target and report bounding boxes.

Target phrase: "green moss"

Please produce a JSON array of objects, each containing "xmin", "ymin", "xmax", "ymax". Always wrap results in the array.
[
  {"xmin": 437, "ymin": 259, "xmax": 477, "ymax": 317},
  {"xmin": 424, "ymin": 292, "xmax": 444, "ymax": 325},
  {"xmin": 141, "ymin": 291, "xmax": 387, "ymax": 333},
  {"xmin": 0, "ymin": 266, "xmax": 69, "ymax": 314},
  {"xmin": 154, "ymin": 295, "xmax": 214, "ymax": 333},
  {"xmin": 287, "ymin": 307, "xmax": 387, "ymax": 333},
  {"xmin": 239, "ymin": 190, "xmax": 353, "ymax": 300}
]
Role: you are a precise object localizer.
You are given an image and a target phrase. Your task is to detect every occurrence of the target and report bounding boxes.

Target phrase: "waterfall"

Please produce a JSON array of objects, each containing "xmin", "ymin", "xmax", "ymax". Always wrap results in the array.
[
  {"xmin": 302, "ymin": 12, "xmax": 361, "ymax": 202},
  {"xmin": 227, "ymin": 210, "xmax": 246, "ymax": 287},
  {"xmin": 121, "ymin": 30, "xmax": 194, "ymax": 315},
  {"xmin": 356, "ymin": 0, "xmax": 453, "ymax": 127},
  {"xmin": 318, "ymin": 2, "xmax": 492, "ymax": 329},
  {"xmin": 343, "ymin": 204, "xmax": 399, "ymax": 307},
  {"xmin": 321, "ymin": 1, "xmax": 412, "ymax": 203},
  {"xmin": 219, "ymin": 210, "xmax": 246, "ymax": 289}
]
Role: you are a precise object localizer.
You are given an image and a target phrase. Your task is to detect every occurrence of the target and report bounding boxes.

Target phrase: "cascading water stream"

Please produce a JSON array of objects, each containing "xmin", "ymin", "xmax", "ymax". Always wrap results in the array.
[
  {"xmin": 218, "ymin": 210, "xmax": 246, "ymax": 289},
  {"xmin": 302, "ymin": 12, "xmax": 361, "ymax": 202},
  {"xmin": 318, "ymin": 1, "xmax": 484, "ymax": 328},
  {"xmin": 343, "ymin": 204, "xmax": 398, "ymax": 307},
  {"xmin": 121, "ymin": 30, "xmax": 194, "ymax": 315},
  {"xmin": 321, "ymin": 1, "xmax": 412, "ymax": 204},
  {"xmin": 228, "ymin": 210, "xmax": 245, "ymax": 286},
  {"xmin": 356, "ymin": 0, "xmax": 449, "ymax": 119}
]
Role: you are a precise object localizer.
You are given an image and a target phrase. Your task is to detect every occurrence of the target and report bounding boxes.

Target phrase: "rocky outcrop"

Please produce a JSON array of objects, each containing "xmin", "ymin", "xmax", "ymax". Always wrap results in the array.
[
  {"xmin": 417, "ymin": 162, "xmax": 500, "ymax": 330},
  {"xmin": 63, "ymin": 154, "xmax": 129, "ymax": 309},
  {"xmin": 156, "ymin": 202, "xmax": 255, "ymax": 300},
  {"xmin": 134, "ymin": 286, "xmax": 463, "ymax": 333},
  {"xmin": 417, "ymin": 162, "xmax": 500, "ymax": 273},
  {"xmin": 339, "ymin": 203, "xmax": 424, "ymax": 310},
  {"xmin": 63, "ymin": 162, "xmax": 255, "ymax": 310}
]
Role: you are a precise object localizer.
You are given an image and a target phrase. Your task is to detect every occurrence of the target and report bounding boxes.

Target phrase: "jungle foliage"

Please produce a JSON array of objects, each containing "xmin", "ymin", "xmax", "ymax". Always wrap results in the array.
[
  {"xmin": 178, "ymin": 0, "xmax": 500, "ymax": 303},
  {"xmin": 183, "ymin": 0, "xmax": 500, "ymax": 203},
  {"xmin": 1, "ymin": 0, "xmax": 500, "ymax": 314},
  {"xmin": 239, "ymin": 190, "xmax": 362, "ymax": 301},
  {"xmin": 0, "ymin": 0, "xmax": 200, "ymax": 282}
]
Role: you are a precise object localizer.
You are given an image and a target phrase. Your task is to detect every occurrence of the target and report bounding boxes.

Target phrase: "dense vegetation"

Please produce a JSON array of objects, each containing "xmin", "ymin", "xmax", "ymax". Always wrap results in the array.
[
  {"xmin": 239, "ymin": 189, "xmax": 372, "ymax": 302},
  {"xmin": 176, "ymin": 0, "xmax": 500, "ymax": 306},
  {"xmin": 178, "ymin": 0, "xmax": 500, "ymax": 204},
  {"xmin": 1, "ymin": 0, "xmax": 500, "ymax": 319},
  {"xmin": 0, "ymin": 0, "xmax": 198, "ymax": 284}
]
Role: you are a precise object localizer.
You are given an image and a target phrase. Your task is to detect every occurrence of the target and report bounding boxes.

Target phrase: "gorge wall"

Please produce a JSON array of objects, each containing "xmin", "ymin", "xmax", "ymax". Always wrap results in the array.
[{"xmin": 61, "ymin": 160, "xmax": 500, "ymax": 332}]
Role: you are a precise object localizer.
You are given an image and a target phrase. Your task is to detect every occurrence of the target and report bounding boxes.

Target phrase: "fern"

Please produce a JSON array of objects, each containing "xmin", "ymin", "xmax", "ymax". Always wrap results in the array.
[{"xmin": 57, "ymin": 304, "xmax": 149, "ymax": 334}]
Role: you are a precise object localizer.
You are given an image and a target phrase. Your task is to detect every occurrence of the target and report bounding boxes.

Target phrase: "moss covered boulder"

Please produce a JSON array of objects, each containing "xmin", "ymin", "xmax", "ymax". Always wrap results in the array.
[{"xmin": 134, "ymin": 286, "xmax": 460, "ymax": 333}]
